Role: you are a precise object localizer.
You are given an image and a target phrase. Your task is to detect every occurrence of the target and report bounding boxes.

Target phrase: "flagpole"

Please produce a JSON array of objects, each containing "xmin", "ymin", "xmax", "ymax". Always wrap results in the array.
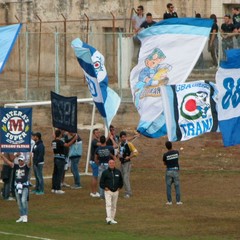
[
  {"xmin": 55, "ymin": 29, "xmax": 59, "ymax": 94},
  {"xmin": 85, "ymin": 103, "xmax": 96, "ymax": 174},
  {"xmin": 25, "ymin": 26, "xmax": 29, "ymax": 100}
]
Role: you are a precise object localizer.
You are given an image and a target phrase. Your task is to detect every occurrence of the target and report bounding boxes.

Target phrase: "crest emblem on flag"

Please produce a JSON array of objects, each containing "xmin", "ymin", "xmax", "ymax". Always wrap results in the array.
[{"xmin": 180, "ymin": 92, "xmax": 210, "ymax": 120}]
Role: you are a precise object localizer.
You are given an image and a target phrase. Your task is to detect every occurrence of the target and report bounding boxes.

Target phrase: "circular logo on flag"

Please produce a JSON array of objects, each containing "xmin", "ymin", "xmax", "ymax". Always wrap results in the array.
[{"xmin": 180, "ymin": 92, "xmax": 209, "ymax": 120}]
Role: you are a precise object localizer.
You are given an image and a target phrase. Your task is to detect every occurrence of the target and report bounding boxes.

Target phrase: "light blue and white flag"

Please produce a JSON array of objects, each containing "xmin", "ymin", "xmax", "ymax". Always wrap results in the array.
[
  {"xmin": 71, "ymin": 38, "xmax": 120, "ymax": 128},
  {"xmin": 216, "ymin": 49, "xmax": 240, "ymax": 147},
  {"xmin": 161, "ymin": 80, "xmax": 218, "ymax": 141},
  {"xmin": 0, "ymin": 24, "xmax": 22, "ymax": 73},
  {"xmin": 130, "ymin": 18, "xmax": 213, "ymax": 138}
]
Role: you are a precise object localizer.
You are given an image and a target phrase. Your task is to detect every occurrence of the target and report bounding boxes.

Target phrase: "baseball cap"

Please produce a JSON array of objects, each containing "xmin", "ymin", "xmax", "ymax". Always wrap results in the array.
[
  {"xmin": 18, "ymin": 155, "xmax": 25, "ymax": 161},
  {"xmin": 32, "ymin": 132, "xmax": 41, "ymax": 139}
]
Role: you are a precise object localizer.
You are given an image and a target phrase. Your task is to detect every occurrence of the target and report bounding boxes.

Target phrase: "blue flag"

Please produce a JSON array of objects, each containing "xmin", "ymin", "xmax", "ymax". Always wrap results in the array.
[
  {"xmin": 71, "ymin": 38, "xmax": 120, "ymax": 128},
  {"xmin": 216, "ymin": 49, "xmax": 240, "ymax": 147},
  {"xmin": 0, "ymin": 108, "xmax": 32, "ymax": 152},
  {"xmin": 0, "ymin": 24, "xmax": 22, "ymax": 73},
  {"xmin": 130, "ymin": 18, "xmax": 213, "ymax": 138}
]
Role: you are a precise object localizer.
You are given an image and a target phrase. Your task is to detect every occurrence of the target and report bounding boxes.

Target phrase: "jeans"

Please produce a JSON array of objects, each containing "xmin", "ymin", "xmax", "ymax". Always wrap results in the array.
[
  {"xmin": 121, "ymin": 161, "xmax": 132, "ymax": 196},
  {"xmin": 52, "ymin": 158, "xmax": 65, "ymax": 190},
  {"xmin": 15, "ymin": 187, "xmax": 29, "ymax": 216},
  {"xmin": 33, "ymin": 163, "xmax": 44, "ymax": 192},
  {"xmin": 165, "ymin": 170, "xmax": 181, "ymax": 202},
  {"xmin": 98, "ymin": 164, "xmax": 109, "ymax": 198},
  {"xmin": 70, "ymin": 156, "xmax": 81, "ymax": 186}
]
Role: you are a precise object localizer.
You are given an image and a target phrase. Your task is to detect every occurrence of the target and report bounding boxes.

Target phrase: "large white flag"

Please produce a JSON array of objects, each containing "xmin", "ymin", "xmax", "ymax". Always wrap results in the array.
[
  {"xmin": 130, "ymin": 18, "xmax": 213, "ymax": 138},
  {"xmin": 216, "ymin": 49, "xmax": 240, "ymax": 147}
]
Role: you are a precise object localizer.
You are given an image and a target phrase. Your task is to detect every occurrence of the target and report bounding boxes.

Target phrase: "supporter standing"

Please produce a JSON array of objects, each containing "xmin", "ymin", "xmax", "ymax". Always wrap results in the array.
[
  {"xmin": 221, "ymin": 14, "xmax": 235, "ymax": 59},
  {"xmin": 32, "ymin": 132, "xmax": 45, "ymax": 195},
  {"xmin": 68, "ymin": 132, "xmax": 83, "ymax": 189},
  {"xmin": 95, "ymin": 135, "xmax": 116, "ymax": 199},
  {"xmin": 106, "ymin": 125, "xmax": 119, "ymax": 156},
  {"xmin": 1, "ymin": 153, "xmax": 16, "ymax": 200},
  {"xmin": 140, "ymin": 12, "xmax": 156, "ymax": 29},
  {"xmin": 195, "ymin": 13, "xmax": 204, "ymax": 69},
  {"xmin": 60, "ymin": 130, "xmax": 71, "ymax": 188},
  {"xmin": 100, "ymin": 159, "xmax": 123, "ymax": 225},
  {"xmin": 208, "ymin": 14, "xmax": 219, "ymax": 68},
  {"xmin": 118, "ymin": 131, "xmax": 138, "ymax": 198},
  {"xmin": 232, "ymin": 7, "xmax": 240, "ymax": 48},
  {"xmin": 132, "ymin": 5, "xmax": 146, "ymax": 65},
  {"xmin": 51, "ymin": 129, "xmax": 77, "ymax": 194},
  {"xmin": 89, "ymin": 128, "xmax": 101, "ymax": 197},
  {"xmin": 163, "ymin": 3, "xmax": 178, "ymax": 19},
  {"xmin": 132, "ymin": 5, "xmax": 146, "ymax": 34},
  {"xmin": 0, "ymin": 154, "xmax": 31, "ymax": 223},
  {"xmin": 163, "ymin": 141, "xmax": 182, "ymax": 205}
]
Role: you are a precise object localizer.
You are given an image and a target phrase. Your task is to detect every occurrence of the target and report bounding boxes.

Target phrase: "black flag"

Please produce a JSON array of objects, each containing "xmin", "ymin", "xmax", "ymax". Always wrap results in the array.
[{"xmin": 51, "ymin": 91, "xmax": 77, "ymax": 133}]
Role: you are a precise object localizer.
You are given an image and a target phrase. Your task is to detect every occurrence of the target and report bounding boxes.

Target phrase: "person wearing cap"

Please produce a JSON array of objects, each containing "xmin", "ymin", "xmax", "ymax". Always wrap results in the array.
[
  {"xmin": 32, "ymin": 132, "xmax": 45, "ymax": 195},
  {"xmin": 0, "ymin": 153, "xmax": 32, "ymax": 223},
  {"xmin": 221, "ymin": 14, "xmax": 235, "ymax": 59}
]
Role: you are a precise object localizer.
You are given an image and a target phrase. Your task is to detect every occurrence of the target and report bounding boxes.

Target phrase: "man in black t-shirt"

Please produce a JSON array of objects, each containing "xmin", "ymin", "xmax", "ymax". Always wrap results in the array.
[
  {"xmin": 221, "ymin": 14, "xmax": 235, "ymax": 59},
  {"xmin": 140, "ymin": 12, "xmax": 156, "ymax": 29},
  {"xmin": 232, "ymin": 7, "xmax": 240, "ymax": 48},
  {"xmin": 95, "ymin": 135, "xmax": 115, "ymax": 199},
  {"xmin": 51, "ymin": 129, "xmax": 77, "ymax": 194},
  {"xmin": 163, "ymin": 141, "xmax": 182, "ymax": 205}
]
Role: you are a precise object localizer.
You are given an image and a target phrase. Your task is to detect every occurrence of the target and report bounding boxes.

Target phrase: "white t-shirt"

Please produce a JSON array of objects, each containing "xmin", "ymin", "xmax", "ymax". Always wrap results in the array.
[{"xmin": 132, "ymin": 15, "xmax": 146, "ymax": 30}]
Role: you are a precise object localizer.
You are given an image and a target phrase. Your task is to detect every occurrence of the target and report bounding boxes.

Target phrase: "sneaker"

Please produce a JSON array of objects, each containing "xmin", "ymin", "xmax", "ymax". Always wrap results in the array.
[
  {"xmin": 51, "ymin": 189, "xmax": 56, "ymax": 193},
  {"xmin": 90, "ymin": 192, "xmax": 100, "ymax": 198},
  {"xmin": 124, "ymin": 194, "xmax": 130, "ymax": 198},
  {"xmin": 106, "ymin": 218, "xmax": 112, "ymax": 225},
  {"xmin": 16, "ymin": 216, "xmax": 23, "ymax": 223},
  {"xmin": 36, "ymin": 191, "xmax": 44, "ymax": 195},
  {"xmin": 71, "ymin": 185, "xmax": 82, "ymax": 189},
  {"xmin": 6, "ymin": 197, "xmax": 15, "ymax": 201},
  {"xmin": 166, "ymin": 202, "xmax": 173, "ymax": 205},
  {"xmin": 22, "ymin": 215, "xmax": 28, "ymax": 223},
  {"xmin": 176, "ymin": 201, "xmax": 183, "ymax": 205},
  {"xmin": 61, "ymin": 182, "xmax": 70, "ymax": 188},
  {"xmin": 111, "ymin": 220, "xmax": 118, "ymax": 224},
  {"xmin": 55, "ymin": 190, "xmax": 65, "ymax": 194}
]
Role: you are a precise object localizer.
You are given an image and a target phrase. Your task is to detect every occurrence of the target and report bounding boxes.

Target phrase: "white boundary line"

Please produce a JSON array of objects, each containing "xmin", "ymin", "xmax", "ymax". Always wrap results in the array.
[{"xmin": 0, "ymin": 231, "xmax": 55, "ymax": 240}]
